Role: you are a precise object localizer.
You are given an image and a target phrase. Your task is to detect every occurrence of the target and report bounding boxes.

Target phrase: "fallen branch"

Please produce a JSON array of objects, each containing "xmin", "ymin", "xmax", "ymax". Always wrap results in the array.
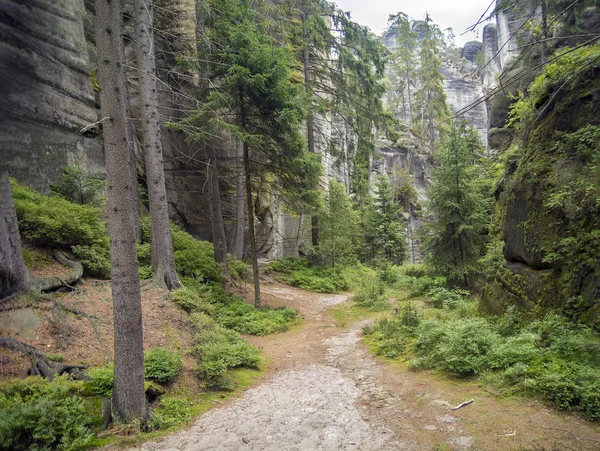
[{"xmin": 451, "ymin": 399, "xmax": 474, "ymax": 410}]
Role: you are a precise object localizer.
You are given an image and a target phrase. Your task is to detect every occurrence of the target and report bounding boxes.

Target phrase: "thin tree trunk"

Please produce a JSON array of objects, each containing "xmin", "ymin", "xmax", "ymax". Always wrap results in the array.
[
  {"xmin": 233, "ymin": 142, "xmax": 245, "ymax": 259},
  {"xmin": 303, "ymin": 6, "xmax": 320, "ymax": 252},
  {"xmin": 135, "ymin": 0, "xmax": 180, "ymax": 290},
  {"xmin": 207, "ymin": 146, "xmax": 230, "ymax": 279},
  {"xmin": 195, "ymin": 2, "xmax": 230, "ymax": 278},
  {"xmin": 95, "ymin": 0, "xmax": 147, "ymax": 422},
  {"xmin": 0, "ymin": 170, "xmax": 30, "ymax": 298},
  {"xmin": 240, "ymin": 89, "xmax": 261, "ymax": 307},
  {"xmin": 540, "ymin": 0, "xmax": 547, "ymax": 63}
]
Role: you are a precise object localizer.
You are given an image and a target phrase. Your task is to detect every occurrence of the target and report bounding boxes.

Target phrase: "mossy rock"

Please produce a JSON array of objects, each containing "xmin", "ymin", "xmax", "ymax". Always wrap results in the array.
[{"xmin": 488, "ymin": 127, "xmax": 513, "ymax": 152}]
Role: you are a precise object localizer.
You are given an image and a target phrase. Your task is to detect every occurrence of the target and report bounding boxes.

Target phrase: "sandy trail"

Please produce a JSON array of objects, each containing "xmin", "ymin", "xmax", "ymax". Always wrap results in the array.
[{"xmin": 139, "ymin": 282, "xmax": 600, "ymax": 451}]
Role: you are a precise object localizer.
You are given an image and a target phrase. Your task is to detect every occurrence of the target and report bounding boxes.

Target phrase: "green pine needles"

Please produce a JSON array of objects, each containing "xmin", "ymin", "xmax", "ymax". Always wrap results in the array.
[{"xmin": 423, "ymin": 123, "xmax": 490, "ymax": 286}]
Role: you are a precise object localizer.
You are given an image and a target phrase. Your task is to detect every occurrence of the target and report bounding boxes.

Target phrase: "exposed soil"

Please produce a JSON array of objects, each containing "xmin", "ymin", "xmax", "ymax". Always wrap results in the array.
[{"xmin": 138, "ymin": 282, "xmax": 600, "ymax": 451}]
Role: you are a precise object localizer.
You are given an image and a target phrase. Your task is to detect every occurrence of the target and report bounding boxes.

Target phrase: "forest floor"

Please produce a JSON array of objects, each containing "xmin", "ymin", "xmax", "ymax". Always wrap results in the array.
[{"xmin": 137, "ymin": 282, "xmax": 600, "ymax": 451}]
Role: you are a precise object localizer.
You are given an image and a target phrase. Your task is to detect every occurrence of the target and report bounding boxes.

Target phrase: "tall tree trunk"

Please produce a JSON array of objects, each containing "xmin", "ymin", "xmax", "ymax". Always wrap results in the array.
[
  {"xmin": 303, "ymin": 6, "xmax": 320, "ymax": 251},
  {"xmin": 207, "ymin": 146, "xmax": 230, "ymax": 279},
  {"xmin": 0, "ymin": 171, "xmax": 30, "ymax": 298},
  {"xmin": 240, "ymin": 89, "xmax": 261, "ymax": 307},
  {"xmin": 195, "ymin": 2, "xmax": 230, "ymax": 277},
  {"xmin": 95, "ymin": 0, "xmax": 147, "ymax": 422},
  {"xmin": 135, "ymin": 0, "xmax": 180, "ymax": 290},
  {"xmin": 233, "ymin": 142, "xmax": 245, "ymax": 259}
]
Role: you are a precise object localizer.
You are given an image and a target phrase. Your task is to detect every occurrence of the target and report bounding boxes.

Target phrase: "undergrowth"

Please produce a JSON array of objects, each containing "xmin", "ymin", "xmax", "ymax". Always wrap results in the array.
[
  {"xmin": 267, "ymin": 257, "xmax": 375, "ymax": 293},
  {"xmin": 363, "ymin": 267, "xmax": 600, "ymax": 420},
  {"xmin": 174, "ymin": 278, "xmax": 300, "ymax": 335},
  {"xmin": 0, "ymin": 376, "xmax": 93, "ymax": 450}
]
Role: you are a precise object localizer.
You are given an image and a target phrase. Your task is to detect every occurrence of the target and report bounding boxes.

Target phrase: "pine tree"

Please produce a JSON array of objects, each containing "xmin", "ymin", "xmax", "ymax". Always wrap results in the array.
[
  {"xmin": 413, "ymin": 14, "xmax": 449, "ymax": 149},
  {"xmin": 371, "ymin": 175, "xmax": 407, "ymax": 265},
  {"xmin": 319, "ymin": 179, "xmax": 358, "ymax": 267},
  {"xmin": 388, "ymin": 12, "xmax": 418, "ymax": 122},
  {"xmin": 423, "ymin": 123, "xmax": 490, "ymax": 287},
  {"xmin": 181, "ymin": 0, "xmax": 319, "ymax": 306}
]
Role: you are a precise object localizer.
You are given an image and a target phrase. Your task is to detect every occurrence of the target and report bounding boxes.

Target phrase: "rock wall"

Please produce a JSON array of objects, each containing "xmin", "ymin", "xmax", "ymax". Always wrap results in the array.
[{"xmin": 0, "ymin": 0, "xmax": 103, "ymax": 191}]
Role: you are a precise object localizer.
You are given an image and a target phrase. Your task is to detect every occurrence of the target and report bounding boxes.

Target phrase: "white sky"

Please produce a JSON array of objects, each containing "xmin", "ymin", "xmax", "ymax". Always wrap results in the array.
[{"xmin": 334, "ymin": 0, "xmax": 495, "ymax": 46}]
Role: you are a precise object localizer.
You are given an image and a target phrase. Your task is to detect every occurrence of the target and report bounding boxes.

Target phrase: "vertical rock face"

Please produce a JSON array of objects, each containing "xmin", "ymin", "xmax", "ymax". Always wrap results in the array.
[{"xmin": 0, "ymin": 0, "xmax": 103, "ymax": 190}]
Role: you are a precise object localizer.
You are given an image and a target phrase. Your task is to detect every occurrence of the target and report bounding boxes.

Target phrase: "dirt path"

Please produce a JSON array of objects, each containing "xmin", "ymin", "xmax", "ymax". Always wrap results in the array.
[{"xmin": 139, "ymin": 283, "xmax": 600, "ymax": 450}]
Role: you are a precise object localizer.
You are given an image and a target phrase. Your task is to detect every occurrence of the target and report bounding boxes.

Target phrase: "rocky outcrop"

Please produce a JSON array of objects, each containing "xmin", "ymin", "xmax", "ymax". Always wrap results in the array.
[{"xmin": 0, "ymin": 0, "xmax": 103, "ymax": 191}]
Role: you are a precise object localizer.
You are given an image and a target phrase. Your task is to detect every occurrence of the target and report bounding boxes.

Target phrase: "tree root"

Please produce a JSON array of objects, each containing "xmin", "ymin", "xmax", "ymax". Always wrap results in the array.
[
  {"xmin": 32, "ymin": 250, "xmax": 83, "ymax": 293},
  {"xmin": 0, "ymin": 336, "xmax": 88, "ymax": 380}
]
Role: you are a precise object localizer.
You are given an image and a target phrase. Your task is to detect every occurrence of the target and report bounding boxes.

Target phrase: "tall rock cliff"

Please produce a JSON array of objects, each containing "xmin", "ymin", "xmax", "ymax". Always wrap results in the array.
[{"xmin": 0, "ymin": 0, "xmax": 104, "ymax": 190}]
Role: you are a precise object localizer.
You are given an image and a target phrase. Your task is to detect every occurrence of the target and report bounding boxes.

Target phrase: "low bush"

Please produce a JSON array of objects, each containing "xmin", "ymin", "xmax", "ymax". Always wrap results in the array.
[
  {"xmin": 144, "ymin": 348, "xmax": 183, "ymax": 384},
  {"xmin": 266, "ymin": 257, "xmax": 309, "ymax": 274},
  {"xmin": 174, "ymin": 280, "xmax": 300, "ymax": 335},
  {"xmin": 148, "ymin": 396, "xmax": 191, "ymax": 430},
  {"xmin": 214, "ymin": 297, "xmax": 300, "ymax": 335},
  {"xmin": 0, "ymin": 376, "xmax": 93, "ymax": 451},
  {"xmin": 11, "ymin": 180, "xmax": 111, "ymax": 278},
  {"xmin": 171, "ymin": 224, "xmax": 221, "ymax": 282},
  {"xmin": 426, "ymin": 287, "xmax": 470, "ymax": 310},
  {"xmin": 228, "ymin": 257, "xmax": 248, "ymax": 280},
  {"xmin": 353, "ymin": 277, "xmax": 388, "ymax": 311},
  {"xmin": 191, "ymin": 313, "xmax": 261, "ymax": 388},
  {"xmin": 86, "ymin": 364, "xmax": 114, "ymax": 397},
  {"xmin": 171, "ymin": 286, "xmax": 216, "ymax": 315},
  {"xmin": 363, "ymin": 299, "xmax": 600, "ymax": 419}
]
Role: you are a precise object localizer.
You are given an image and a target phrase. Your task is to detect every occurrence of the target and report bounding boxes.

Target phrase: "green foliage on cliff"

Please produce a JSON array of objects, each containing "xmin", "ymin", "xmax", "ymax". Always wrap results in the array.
[{"xmin": 486, "ymin": 44, "xmax": 600, "ymax": 324}]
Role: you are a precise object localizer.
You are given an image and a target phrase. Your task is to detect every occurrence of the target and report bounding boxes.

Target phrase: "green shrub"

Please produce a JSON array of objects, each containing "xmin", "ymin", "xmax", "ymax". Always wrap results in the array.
[
  {"xmin": 86, "ymin": 364, "xmax": 114, "ymax": 397},
  {"xmin": 426, "ymin": 287, "xmax": 470, "ymax": 310},
  {"xmin": 171, "ymin": 224, "xmax": 221, "ymax": 281},
  {"xmin": 191, "ymin": 313, "xmax": 261, "ymax": 388},
  {"xmin": 267, "ymin": 257, "xmax": 309, "ymax": 274},
  {"xmin": 214, "ymin": 297, "xmax": 300, "ymax": 335},
  {"xmin": 144, "ymin": 348, "xmax": 183, "ymax": 384},
  {"xmin": 171, "ymin": 286, "xmax": 216, "ymax": 315},
  {"xmin": 0, "ymin": 376, "xmax": 92, "ymax": 451},
  {"xmin": 149, "ymin": 396, "xmax": 191, "ymax": 430},
  {"xmin": 437, "ymin": 318, "xmax": 500, "ymax": 376},
  {"xmin": 228, "ymin": 257, "xmax": 248, "ymax": 280},
  {"xmin": 137, "ymin": 242, "xmax": 152, "ymax": 267},
  {"xmin": 353, "ymin": 277, "xmax": 388, "ymax": 311},
  {"xmin": 11, "ymin": 180, "xmax": 111, "ymax": 279},
  {"xmin": 396, "ymin": 263, "xmax": 429, "ymax": 278},
  {"xmin": 71, "ymin": 243, "xmax": 111, "ymax": 279},
  {"xmin": 284, "ymin": 266, "xmax": 350, "ymax": 293}
]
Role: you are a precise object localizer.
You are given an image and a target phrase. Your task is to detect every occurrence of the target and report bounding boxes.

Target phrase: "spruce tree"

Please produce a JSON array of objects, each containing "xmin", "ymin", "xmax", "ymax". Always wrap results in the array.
[
  {"xmin": 388, "ymin": 12, "xmax": 418, "ymax": 122},
  {"xmin": 423, "ymin": 123, "xmax": 490, "ymax": 287},
  {"xmin": 371, "ymin": 175, "xmax": 407, "ymax": 265},
  {"xmin": 319, "ymin": 179, "xmax": 358, "ymax": 267},
  {"xmin": 181, "ymin": 0, "xmax": 319, "ymax": 306},
  {"xmin": 413, "ymin": 14, "xmax": 449, "ymax": 149}
]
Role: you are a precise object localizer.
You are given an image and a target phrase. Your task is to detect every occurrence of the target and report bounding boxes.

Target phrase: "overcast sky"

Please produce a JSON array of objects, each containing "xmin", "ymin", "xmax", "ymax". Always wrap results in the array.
[{"xmin": 334, "ymin": 0, "xmax": 495, "ymax": 46}]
